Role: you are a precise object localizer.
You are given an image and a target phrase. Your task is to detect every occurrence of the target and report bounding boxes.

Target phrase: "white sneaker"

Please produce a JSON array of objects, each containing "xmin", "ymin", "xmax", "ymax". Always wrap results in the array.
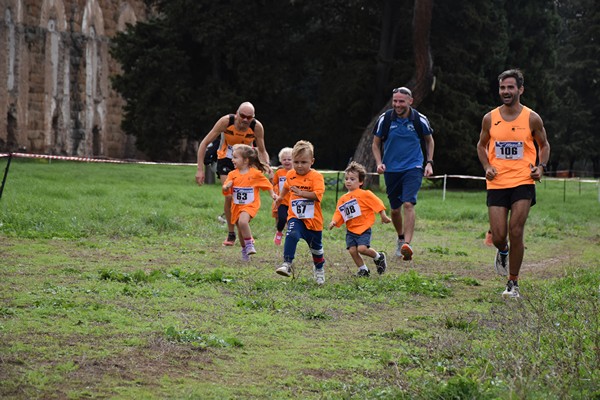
[
  {"xmin": 395, "ymin": 238, "xmax": 405, "ymax": 257},
  {"xmin": 494, "ymin": 248, "xmax": 509, "ymax": 276},
  {"xmin": 502, "ymin": 280, "xmax": 520, "ymax": 299},
  {"xmin": 314, "ymin": 267, "xmax": 325, "ymax": 285},
  {"xmin": 276, "ymin": 262, "xmax": 292, "ymax": 277}
]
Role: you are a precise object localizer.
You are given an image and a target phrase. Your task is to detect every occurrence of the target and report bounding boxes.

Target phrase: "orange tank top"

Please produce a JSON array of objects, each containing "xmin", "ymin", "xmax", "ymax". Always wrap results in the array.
[
  {"xmin": 487, "ymin": 106, "xmax": 536, "ymax": 189},
  {"xmin": 216, "ymin": 120, "xmax": 256, "ymax": 160}
]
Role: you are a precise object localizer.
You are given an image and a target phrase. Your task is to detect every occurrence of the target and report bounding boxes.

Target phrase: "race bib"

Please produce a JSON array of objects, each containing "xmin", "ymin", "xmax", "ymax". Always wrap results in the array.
[
  {"xmin": 226, "ymin": 145, "xmax": 234, "ymax": 159},
  {"xmin": 495, "ymin": 141, "xmax": 524, "ymax": 160},
  {"xmin": 232, "ymin": 187, "xmax": 254, "ymax": 205},
  {"xmin": 278, "ymin": 176, "xmax": 286, "ymax": 193},
  {"xmin": 339, "ymin": 199, "xmax": 362, "ymax": 222},
  {"xmin": 291, "ymin": 199, "xmax": 315, "ymax": 219}
]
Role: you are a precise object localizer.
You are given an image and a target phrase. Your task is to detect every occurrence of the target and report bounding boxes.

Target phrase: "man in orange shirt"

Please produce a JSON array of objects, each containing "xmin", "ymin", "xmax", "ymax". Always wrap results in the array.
[
  {"xmin": 274, "ymin": 141, "xmax": 326, "ymax": 285},
  {"xmin": 329, "ymin": 162, "xmax": 391, "ymax": 277},
  {"xmin": 196, "ymin": 102, "xmax": 271, "ymax": 247},
  {"xmin": 477, "ymin": 69, "xmax": 550, "ymax": 299}
]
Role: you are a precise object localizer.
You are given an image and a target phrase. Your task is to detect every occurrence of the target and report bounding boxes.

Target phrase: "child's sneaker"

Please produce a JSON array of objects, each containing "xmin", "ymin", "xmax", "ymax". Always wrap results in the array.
[
  {"xmin": 276, "ymin": 262, "xmax": 292, "ymax": 277},
  {"xmin": 502, "ymin": 279, "xmax": 520, "ymax": 299},
  {"xmin": 222, "ymin": 232, "xmax": 236, "ymax": 246},
  {"xmin": 356, "ymin": 268, "xmax": 370, "ymax": 277},
  {"xmin": 400, "ymin": 243, "xmax": 413, "ymax": 261},
  {"xmin": 374, "ymin": 252, "xmax": 387, "ymax": 275},
  {"xmin": 241, "ymin": 247, "xmax": 249, "ymax": 262},
  {"xmin": 484, "ymin": 230, "xmax": 493, "ymax": 246},
  {"xmin": 273, "ymin": 231, "xmax": 283, "ymax": 246},
  {"xmin": 246, "ymin": 243, "xmax": 257, "ymax": 255},
  {"xmin": 314, "ymin": 267, "xmax": 325, "ymax": 285},
  {"xmin": 494, "ymin": 248, "xmax": 509, "ymax": 276}
]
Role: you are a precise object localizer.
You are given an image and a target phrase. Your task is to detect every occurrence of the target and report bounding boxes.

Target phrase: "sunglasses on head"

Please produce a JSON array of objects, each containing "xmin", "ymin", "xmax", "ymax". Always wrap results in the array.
[{"xmin": 392, "ymin": 87, "xmax": 412, "ymax": 97}]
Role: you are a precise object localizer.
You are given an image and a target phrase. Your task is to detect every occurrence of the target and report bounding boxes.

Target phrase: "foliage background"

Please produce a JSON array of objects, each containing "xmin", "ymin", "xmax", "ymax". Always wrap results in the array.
[{"xmin": 111, "ymin": 0, "xmax": 599, "ymax": 177}]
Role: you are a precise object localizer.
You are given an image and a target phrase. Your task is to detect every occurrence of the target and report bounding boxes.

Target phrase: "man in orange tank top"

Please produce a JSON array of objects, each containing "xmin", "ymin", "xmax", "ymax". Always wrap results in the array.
[
  {"xmin": 195, "ymin": 102, "xmax": 271, "ymax": 246},
  {"xmin": 476, "ymin": 69, "xmax": 550, "ymax": 299}
]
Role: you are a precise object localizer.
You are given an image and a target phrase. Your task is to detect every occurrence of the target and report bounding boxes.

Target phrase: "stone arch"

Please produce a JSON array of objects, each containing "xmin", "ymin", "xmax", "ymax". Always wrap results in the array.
[
  {"xmin": 82, "ymin": 0, "xmax": 107, "ymax": 156},
  {"xmin": 40, "ymin": 0, "xmax": 68, "ymax": 154},
  {"xmin": 2, "ymin": 0, "xmax": 24, "ymax": 152}
]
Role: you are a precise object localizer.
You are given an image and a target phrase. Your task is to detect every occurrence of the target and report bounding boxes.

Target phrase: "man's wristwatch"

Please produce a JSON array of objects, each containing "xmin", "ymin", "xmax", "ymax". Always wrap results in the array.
[
  {"xmin": 538, "ymin": 163, "xmax": 547, "ymax": 170},
  {"xmin": 426, "ymin": 160, "xmax": 434, "ymax": 166}
]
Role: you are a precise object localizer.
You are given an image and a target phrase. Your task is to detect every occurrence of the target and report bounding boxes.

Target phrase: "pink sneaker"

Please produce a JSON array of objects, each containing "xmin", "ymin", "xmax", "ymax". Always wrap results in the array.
[
  {"xmin": 222, "ymin": 232, "xmax": 236, "ymax": 246},
  {"xmin": 273, "ymin": 231, "xmax": 283, "ymax": 246}
]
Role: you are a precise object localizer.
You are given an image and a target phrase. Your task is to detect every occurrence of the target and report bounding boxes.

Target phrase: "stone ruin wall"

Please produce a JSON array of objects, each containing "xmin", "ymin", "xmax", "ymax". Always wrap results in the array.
[{"xmin": 0, "ymin": 0, "xmax": 149, "ymax": 158}]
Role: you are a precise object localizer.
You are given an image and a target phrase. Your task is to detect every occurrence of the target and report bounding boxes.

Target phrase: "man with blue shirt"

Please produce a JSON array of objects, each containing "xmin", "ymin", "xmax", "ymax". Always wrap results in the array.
[{"xmin": 372, "ymin": 87, "xmax": 435, "ymax": 260}]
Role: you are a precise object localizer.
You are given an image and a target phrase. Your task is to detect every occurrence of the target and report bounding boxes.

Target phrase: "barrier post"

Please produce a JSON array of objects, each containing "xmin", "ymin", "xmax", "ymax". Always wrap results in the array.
[
  {"xmin": 0, "ymin": 153, "xmax": 13, "ymax": 201},
  {"xmin": 442, "ymin": 174, "xmax": 447, "ymax": 201}
]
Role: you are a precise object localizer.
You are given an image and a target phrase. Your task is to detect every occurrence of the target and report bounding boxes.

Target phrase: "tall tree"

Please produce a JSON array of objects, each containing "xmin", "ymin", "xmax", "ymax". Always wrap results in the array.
[{"xmin": 352, "ymin": 0, "xmax": 434, "ymax": 186}]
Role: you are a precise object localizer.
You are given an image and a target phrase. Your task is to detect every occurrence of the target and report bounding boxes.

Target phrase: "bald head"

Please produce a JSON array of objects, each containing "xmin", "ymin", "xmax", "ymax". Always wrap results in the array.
[{"xmin": 237, "ymin": 102, "xmax": 255, "ymax": 116}]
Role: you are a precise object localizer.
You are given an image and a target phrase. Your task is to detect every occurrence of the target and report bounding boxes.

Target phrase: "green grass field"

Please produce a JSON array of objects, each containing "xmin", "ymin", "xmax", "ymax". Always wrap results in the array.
[{"xmin": 0, "ymin": 158, "xmax": 599, "ymax": 399}]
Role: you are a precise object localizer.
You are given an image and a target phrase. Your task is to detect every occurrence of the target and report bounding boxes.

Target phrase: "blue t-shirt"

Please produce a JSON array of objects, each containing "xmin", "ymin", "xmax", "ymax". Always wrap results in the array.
[{"xmin": 374, "ymin": 111, "xmax": 433, "ymax": 173}]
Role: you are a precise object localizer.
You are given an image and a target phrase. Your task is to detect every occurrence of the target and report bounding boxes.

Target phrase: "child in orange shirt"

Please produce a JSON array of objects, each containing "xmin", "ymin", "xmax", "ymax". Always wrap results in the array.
[
  {"xmin": 223, "ymin": 144, "xmax": 277, "ymax": 261},
  {"xmin": 272, "ymin": 147, "xmax": 293, "ymax": 245},
  {"xmin": 329, "ymin": 161, "xmax": 391, "ymax": 276},
  {"xmin": 274, "ymin": 140, "xmax": 326, "ymax": 284}
]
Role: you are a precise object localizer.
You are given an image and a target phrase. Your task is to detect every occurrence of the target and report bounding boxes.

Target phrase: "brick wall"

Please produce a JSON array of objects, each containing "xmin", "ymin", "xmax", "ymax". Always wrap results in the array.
[{"xmin": 0, "ymin": 0, "xmax": 149, "ymax": 158}]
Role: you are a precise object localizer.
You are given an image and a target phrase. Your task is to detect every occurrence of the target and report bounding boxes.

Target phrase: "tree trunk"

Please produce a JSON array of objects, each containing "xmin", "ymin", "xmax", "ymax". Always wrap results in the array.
[{"xmin": 353, "ymin": 0, "xmax": 434, "ymax": 188}]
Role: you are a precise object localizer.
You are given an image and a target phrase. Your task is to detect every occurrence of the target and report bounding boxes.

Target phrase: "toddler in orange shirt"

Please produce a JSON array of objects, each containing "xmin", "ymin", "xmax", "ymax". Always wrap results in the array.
[{"xmin": 329, "ymin": 161, "xmax": 391, "ymax": 276}]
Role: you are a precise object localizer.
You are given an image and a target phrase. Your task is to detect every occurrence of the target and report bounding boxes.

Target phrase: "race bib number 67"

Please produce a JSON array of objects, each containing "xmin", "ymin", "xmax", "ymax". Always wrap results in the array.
[
  {"xmin": 495, "ymin": 141, "xmax": 524, "ymax": 160},
  {"xmin": 291, "ymin": 199, "xmax": 315, "ymax": 219}
]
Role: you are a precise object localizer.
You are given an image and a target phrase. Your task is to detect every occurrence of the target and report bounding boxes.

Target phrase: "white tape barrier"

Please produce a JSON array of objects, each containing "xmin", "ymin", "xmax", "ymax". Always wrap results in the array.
[{"xmin": 0, "ymin": 152, "xmax": 195, "ymax": 166}]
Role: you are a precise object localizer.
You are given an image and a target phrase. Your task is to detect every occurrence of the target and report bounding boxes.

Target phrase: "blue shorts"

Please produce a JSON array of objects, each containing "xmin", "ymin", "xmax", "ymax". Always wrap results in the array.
[
  {"xmin": 345, "ymin": 228, "xmax": 372, "ymax": 249},
  {"xmin": 384, "ymin": 168, "xmax": 423, "ymax": 209}
]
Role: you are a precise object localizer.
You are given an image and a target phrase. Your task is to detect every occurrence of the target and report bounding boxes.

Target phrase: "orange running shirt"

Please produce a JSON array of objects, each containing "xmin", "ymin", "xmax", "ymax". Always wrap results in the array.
[
  {"xmin": 487, "ymin": 106, "xmax": 537, "ymax": 189},
  {"xmin": 284, "ymin": 169, "xmax": 325, "ymax": 231},
  {"xmin": 223, "ymin": 168, "xmax": 273, "ymax": 224},
  {"xmin": 216, "ymin": 120, "xmax": 256, "ymax": 160},
  {"xmin": 272, "ymin": 168, "xmax": 291, "ymax": 207},
  {"xmin": 331, "ymin": 189, "xmax": 387, "ymax": 235}
]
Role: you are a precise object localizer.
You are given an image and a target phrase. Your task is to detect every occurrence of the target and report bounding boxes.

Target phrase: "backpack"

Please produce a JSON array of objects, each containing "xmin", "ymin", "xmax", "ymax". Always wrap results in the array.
[
  {"xmin": 203, "ymin": 114, "xmax": 257, "ymax": 165},
  {"xmin": 373, "ymin": 107, "xmax": 428, "ymax": 159},
  {"xmin": 203, "ymin": 136, "xmax": 220, "ymax": 165}
]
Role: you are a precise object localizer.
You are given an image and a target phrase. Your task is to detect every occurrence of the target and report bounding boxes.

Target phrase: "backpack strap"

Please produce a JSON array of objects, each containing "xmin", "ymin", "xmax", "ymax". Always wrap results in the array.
[{"xmin": 408, "ymin": 107, "xmax": 424, "ymax": 140}]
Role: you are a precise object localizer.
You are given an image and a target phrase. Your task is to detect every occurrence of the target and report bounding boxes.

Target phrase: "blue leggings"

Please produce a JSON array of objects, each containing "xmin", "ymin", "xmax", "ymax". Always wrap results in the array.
[
  {"xmin": 276, "ymin": 205, "xmax": 289, "ymax": 232},
  {"xmin": 283, "ymin": 218, "xmax": 325, "ymax": 269}
]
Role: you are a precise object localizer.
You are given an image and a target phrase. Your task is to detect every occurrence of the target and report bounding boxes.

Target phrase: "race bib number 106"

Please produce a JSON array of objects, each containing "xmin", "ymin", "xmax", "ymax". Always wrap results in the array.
[{"xmin": 495, "ymin": 141, "xmax": 524, "ymax": 160}]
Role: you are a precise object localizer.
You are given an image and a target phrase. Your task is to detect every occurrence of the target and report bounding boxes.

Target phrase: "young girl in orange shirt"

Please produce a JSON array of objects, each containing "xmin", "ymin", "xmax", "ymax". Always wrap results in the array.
[{"xmin": 223, "ymin": 144, "xmax": 277, "ymax": 261}]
